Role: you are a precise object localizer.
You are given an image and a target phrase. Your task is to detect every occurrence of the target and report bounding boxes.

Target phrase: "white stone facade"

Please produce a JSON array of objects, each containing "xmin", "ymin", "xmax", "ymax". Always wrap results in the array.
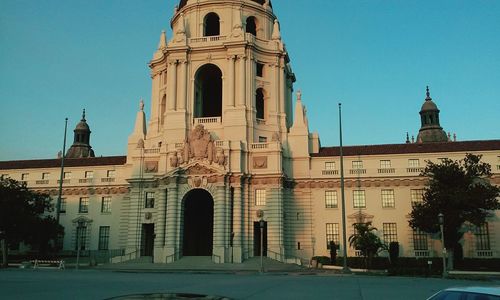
[{"xmin": 1, "ymin": 0, "xmax": 499, "ymax": 264}]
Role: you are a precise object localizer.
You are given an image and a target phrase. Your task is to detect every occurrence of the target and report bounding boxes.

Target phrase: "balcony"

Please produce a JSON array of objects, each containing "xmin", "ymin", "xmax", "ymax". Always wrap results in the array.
[
  {"xmin": 57, "ymin": 179, "xmax": 70, "ymax": 184},
  {"xmin": 189, "ymin": 35, "xmax": 227, "ymax": 44},
  {"xmin": 36, "ymin": 180, "xmax": 49, "ymax": 185},
  {"xmin": 79, "ymin": 178, "xmax": 93, "ymax": 184},
  {"xmin": 322, "ymin": 170, "xmax": 339, "ymax": 176},
  {"xmin": 407, "ymin": 167, "xmax": 424, "ymax": 173},
  {"xmin": 101, "ymin": 177, "xmax": 115, "ymax": 183},
  {"xmin": 378, "ymin": 168, "xmax": 395, "ymax": 174},
  {"xmin": 194, "ymin": 117, "xmax": 221, "ymax": 125},
  {"xmin": 476, "ymin": 250, "xmax": 493, "ymax": 257},
  {"xmin": 251, "ymin": 143, "xmax": 268, "ymax": 150},
  {"xmin": 349, "ymin": 169, "xmax": 366, "ymax": 175},
  {"xmin": 144, "ymin": 148, "xmax": 160, "ymax": 154},
  {"xmin": 414, "ymin": 250, "xmax": 430, "ymax": 257}
]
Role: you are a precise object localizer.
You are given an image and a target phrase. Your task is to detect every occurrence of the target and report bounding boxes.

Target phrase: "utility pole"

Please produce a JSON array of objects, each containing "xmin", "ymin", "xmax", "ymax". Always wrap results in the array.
[{"xmin": 339, "ymin": 103, "xmax": 351, "ymax": 274}]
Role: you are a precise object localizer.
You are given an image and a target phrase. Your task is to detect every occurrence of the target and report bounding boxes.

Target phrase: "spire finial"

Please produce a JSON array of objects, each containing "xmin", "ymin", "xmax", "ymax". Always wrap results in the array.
[
  {"xmin": 82, "ymin": 108, "xmax": 86, "ymax": 121},
  {"xmin": 406, "ymin": 132, "xmax": 410, "ymax": 144},
  {"xmin": 139, "ymin": 98, "xmax": 144, "ymax": 111},
  {"xmin": 296, "ymin": 90, "xmax": 302, "ymax": 101},
  {"xmin": 426, "ymin": 86, "xmax": 431, "ymax": 100}
]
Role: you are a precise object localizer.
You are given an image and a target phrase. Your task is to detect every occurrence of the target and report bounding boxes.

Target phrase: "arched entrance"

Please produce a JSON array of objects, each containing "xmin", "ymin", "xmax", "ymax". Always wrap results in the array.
[
  {"xmin": 194, "ymin": 64, "xmax": 222, "ymax": 118},
  {"xmin": 182, "ymin": 189, "xmax": 214, "ymax": 256}
]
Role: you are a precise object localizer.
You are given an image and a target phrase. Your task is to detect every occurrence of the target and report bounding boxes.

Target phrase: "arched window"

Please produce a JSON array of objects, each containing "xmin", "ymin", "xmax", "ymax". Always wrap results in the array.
[
  {"xmin": 160, "ymin": 95, "xmax": 166, "ymax": 125},
  {"xmin": 256, "ymin": 88, "xmax": 265, "ymax": 119},
  {"xmin": 204, "ymin": 13, "xmax": 220, "ymax": 36},
  {"xmin": 194, "ymin": 64, "xmax": 223, "ymax": 118},
  {"xmin": 246, "ymin": 17, "xmax": 257, "ymax": 36}
]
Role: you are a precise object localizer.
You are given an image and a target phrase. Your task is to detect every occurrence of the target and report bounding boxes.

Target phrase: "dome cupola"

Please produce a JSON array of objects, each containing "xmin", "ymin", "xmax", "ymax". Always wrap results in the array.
[
  {"xmin": 66, "ymin": 109, "xmax": 95, "ymax": 158},
  {"xmin": 416, "ymin": 86, "xmax": 448, "ymax": 143}
]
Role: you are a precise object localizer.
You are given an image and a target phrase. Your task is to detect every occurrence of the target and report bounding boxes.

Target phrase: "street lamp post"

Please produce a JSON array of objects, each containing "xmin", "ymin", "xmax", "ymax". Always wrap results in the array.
[
  {"xmin": 338, "ymin": 103, "xmax": 351, "ymax": 274},
  {"xmin": 75, "ymin": 220, "xmax": 85, "ymax": 270},
  {"xmin": 260, "ymin": 218, "xmax": 265, "ymax": 273},
  {"xmin": 438, "ymin": 213, "xmax": 447, "ymax": 278}
]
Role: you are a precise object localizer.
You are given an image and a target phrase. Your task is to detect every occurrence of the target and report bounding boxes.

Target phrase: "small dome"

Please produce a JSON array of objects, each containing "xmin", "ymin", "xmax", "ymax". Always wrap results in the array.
[
  {"xmin": 75, "ymin": 120, "xmax": 90, "ymax": 131},
  {"xmin": 420, "ymin": 99, "xmax": 438, "ymax": 112},
  {"xmin": 178, "ymin": 0, "xmax": 271, "ymax": 10}
]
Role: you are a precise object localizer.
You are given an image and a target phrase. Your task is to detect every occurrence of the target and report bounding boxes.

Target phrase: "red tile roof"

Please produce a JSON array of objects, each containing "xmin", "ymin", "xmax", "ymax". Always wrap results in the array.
[
  {"xmin": 311, "ymin": 140, "xmax": 500, "ymax": 157},
  {"xmin": 0, "ymin": 156, "xmax": 127, "ymax": 170}
]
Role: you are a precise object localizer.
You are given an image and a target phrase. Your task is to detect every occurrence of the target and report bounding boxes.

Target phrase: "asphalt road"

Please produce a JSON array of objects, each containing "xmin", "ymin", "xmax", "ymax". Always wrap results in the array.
[{"xmin": 1, "ymin": 269, "xmax": 499, "ymax": 300}]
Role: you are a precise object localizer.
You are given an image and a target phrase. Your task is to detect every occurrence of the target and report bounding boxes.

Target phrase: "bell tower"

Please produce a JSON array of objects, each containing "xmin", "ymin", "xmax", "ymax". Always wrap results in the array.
[{"xmin": 145, "ymin": 0, "xmax": 294, "ymax": 148}]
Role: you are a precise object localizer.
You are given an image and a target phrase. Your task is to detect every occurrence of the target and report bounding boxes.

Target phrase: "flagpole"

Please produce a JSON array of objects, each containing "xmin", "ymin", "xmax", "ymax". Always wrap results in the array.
[
  {"xmin": 339, "ymin": 103, "xmax": 350, "ymax": 273},
  {"xmin": 56, "ymin": 118, "xmax": 68, "ymax": 225}
]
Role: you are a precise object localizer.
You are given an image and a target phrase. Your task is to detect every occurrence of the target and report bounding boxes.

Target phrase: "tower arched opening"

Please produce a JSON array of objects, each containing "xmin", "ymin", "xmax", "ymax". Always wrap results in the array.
[
  {"xmin": 246, "ymin": 16, "xmax": 257, "ymax": 36},
  {"xmin": 194, "ymin": 64, "xmax": 223, "ymax": 118},
  {"xmin": 204, "ymin": 13, "xmax": 220, "ymax": 36},
  {"xmin": 256, "ymin": 88, "xmax": 265, "ymax": 120},
  {"xmin": 160, "ymin": 95, "xmax": 166, "ymax": 125}
]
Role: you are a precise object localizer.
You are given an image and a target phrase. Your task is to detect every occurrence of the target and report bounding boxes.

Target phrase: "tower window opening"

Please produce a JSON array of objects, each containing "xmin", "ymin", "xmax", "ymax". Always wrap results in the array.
[
  {"xmin": 160, "ymin": 95, "xmax": 166, "ymax": 125},
  {"xmin": 246, "ymin": 16, "xmax": 257, "ymax": 36},
  {"xmin": 204, "ymin": 13, "xmax": 220, "ymax": 37},
  {"xmin": 256, "ymin": 63, "xmax": 264, "ymax": 77},
  {"xmin": 194, "ymin": 64, "xmax": 223, "ymax": 118},
  {"xmin": 256, "ymin": 88, "xmax": 265, "ymax": 120}
]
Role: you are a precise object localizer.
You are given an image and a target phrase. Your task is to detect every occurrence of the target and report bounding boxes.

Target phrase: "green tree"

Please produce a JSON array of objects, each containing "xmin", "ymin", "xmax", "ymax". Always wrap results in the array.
[
  {"xmin": 348, "ymin": 222, "xmax": 386, "ymax": 269},
  {"xmin": 0, "ymin": 176, "xmax": 64, "ymax": 267},
  {"xmin": 409, "ymin": 154, "xmax": 500, "ymax": 270}
]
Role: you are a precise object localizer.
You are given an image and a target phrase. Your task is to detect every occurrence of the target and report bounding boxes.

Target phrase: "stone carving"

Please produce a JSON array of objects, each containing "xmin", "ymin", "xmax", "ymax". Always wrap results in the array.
[
  {"xmin": 271, "ymin": 132, "xmax": 280, "ymax": 142},
  {"xmin": 253, "ymin": 156, "xmax": 268, "ymax": 169},
  {"xmin": 137, "ymin": 138, "xmax": 145, "ymax": 149},
  {"xmin": 144, "ymin": 161, "xmax": 158, "ymax": 173},
  {"xmin": 186, "ymin": 164, "xmax": 216, "ymax": 175},
  {"xmin": 183, "ymin": 124, "xmax": 215, "ymax": 163},
  {"xmin": 169, "ymin": 152, "xmax": 179, "ymax": 168},
  {"xmin": 215, "ymin": 148, "xmax": 226, "ymax": 167}
]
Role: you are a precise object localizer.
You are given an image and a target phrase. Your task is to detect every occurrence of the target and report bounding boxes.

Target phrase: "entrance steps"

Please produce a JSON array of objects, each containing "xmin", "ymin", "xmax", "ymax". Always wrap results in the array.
[{"xmin": 98, "ymin": 256, "xmax": 307, "ymax": 272}]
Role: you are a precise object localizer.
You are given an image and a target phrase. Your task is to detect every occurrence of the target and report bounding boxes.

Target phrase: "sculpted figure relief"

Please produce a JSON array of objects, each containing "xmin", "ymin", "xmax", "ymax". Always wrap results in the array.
[{"xmin": 183, "ymin": 125, "xmax": 215, "ymax": 164}]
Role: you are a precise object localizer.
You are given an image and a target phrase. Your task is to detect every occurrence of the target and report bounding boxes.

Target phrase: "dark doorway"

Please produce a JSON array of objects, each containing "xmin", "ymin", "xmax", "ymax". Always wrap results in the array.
[
  {"xmin": 194, "ymin": 64, "xmax": 223, "ymax": 118},
  {"xmin": 183, "ymin": 189, "xmax": 214, "ymax": 256},
  {"xmin": 141, "ymin": 224, "xmax": 155, "ymax": 257},
  {"xmin": 253, "ymin": 221, "xmax": 267, "ymax": 256},
  {"xmin": 256, "ymin": 88, "xmax": 265, "ymax": 119},
  {"xmin": 204, "ymin": 13, "xmax": 220, "ymax": 36}
]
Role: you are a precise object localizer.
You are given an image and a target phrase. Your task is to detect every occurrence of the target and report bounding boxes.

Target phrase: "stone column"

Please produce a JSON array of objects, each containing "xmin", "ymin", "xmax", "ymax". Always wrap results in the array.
[
  {"xmin": 212, "ymin": 185, "xmax": 227, "ymax": 263},
  {"xmin": 177, "ymin": 60, "xmax": 187, "ymax": 110},
  {"xmin": 153, "ymin": 188, "xmax": 167, "ymax": 263},
  {"xmin": 232, "ymin": 183, "xmax": 243, "ymax": 263},
  {"xmin": 238, "ymin": 56, "xmax": 246, "ymax": 107},
  {"xmin": 227, "ymin": 56, "xmax": 235, "ymax": 107},
  {"xmin": 273, "ymin": 63, "xmax": 280, "ymax": 114},
  {"xmin": 164, "ymin": 182, "xmax": 179, "ymax": 261},
  {"xmin": 168, "ymin": 61, "xmax": 177, "ymax": 111},
  {"xmin": 279, "ymin": 62, "xmax": 285, "ymax": 115}
]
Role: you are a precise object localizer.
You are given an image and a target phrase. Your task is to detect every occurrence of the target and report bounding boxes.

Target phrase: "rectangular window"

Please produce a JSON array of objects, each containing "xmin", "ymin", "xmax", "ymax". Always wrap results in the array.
[
  {"xmin": 408, "ymin": 159, "xmax": 420, "ymax": 168},
  {"xmin": 475, "ymin": 223, "xmax": 490, "ymax": 251},
  {"xmin": 383, "ymin": 223, "xmax": 398, "ymax": 243},
  {"xmin": 98, "ymin": 226, "xmax": 110, "ymax": 250},
  {"xmin": 63, "ymin": 172, "xmax": 71, "ymax": 179},
  {"xmin": 352, "ymin": 161, "xmax": 363, "ymax": 169},
  {"xmin": 21, "ymin": 173, "xmax": 29, "ymax": 181},
  {"xmin": 256, "ymin": 62, "xmax": 264, "ymax": 77},
  {"xmin": 325, "ymin": 190, "xmax": 338, "ymax": 208},
  {"xmin": 324, "ymin": 162, "xmax": 336, "ymax": 170},
  {"xmin": 107, "ymin": 170, "xmax": 116, "ymax": 178},
  {"xmin": 75, "ymin": 226, "xmax": 87, "ymax": 250},
  {"xmin": 326, "ymin": 223, "xmax": 340, "ymax": 248},
  {"xmin": 42, "ymin": 172, "xmax": 50, "ymax": 180},
  {"xmin": 145, "ymin": 192, "xmax": 155, "ymax": 208},
  {"xmin": 258, "ymin": 136, "xmax": 267, "ymax": 143},
  {"xmin": 79, "ymin": 197, "xmax": 89, "ymax": 213},
  {"xmin": 85, "ymin": 171, "xmax": 94, "ymax": 178},
  {"xmin": 255, "ymin": 189, "xmax": 266, "ymax": 206},
  {"xmin": 353, "ymin": 190, "xmax": 366, "ymax": 208},
  {"xmin": 412, "ymin": 229, "xmax": 428, "ymax": 250},
  {"xmin": 101, "ymin": 196, "xmax": 112, "ymax": 213},
  {"xmin": 381, "ymin": 189, "xmax": 395, "ymax": 208},
  {"xmin": 380, "ymin": 160, "xmax": 392, "ymax": 169},
  {"xmin": 60, "ymin": 198, "xmax": 67, "ymax": 213},
  {"xmin": 410, "ymin": 189, "xmax": 424, "ymax": 207}
]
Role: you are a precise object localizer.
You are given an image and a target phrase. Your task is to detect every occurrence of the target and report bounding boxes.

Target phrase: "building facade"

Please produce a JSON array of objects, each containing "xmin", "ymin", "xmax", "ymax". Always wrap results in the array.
[{"xmin": 1, "ymin": 0, "xmax": 499, "ymax": 264}]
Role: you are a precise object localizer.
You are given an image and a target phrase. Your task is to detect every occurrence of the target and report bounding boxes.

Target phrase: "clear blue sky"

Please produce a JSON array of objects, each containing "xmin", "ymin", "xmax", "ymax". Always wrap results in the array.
[{"xmin": 1, "ymin": 0, "xmax": 499, "ymax": 160}]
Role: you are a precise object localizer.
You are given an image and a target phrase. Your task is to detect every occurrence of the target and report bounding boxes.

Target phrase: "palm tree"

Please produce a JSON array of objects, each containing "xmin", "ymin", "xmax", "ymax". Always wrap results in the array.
[{"xmin": 349, "ymin": 222, "xmax": 386, "ymax": 269}]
